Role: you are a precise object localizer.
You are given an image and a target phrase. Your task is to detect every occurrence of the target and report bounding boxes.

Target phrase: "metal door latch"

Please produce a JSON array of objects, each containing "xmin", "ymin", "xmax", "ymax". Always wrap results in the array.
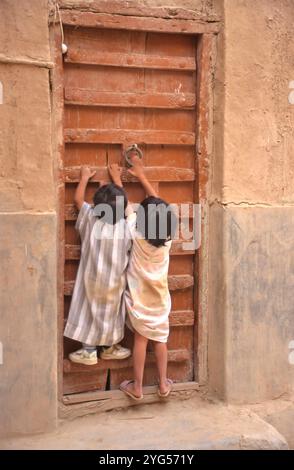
[{"xmin": 124, "ymin": 144, "xmax": 143, "ymax": 167}]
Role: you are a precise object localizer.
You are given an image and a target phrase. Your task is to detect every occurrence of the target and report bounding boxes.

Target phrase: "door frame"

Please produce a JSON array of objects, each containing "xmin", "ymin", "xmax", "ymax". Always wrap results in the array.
[{"xmin": 49, "ymin": 2, "xmax": 220, "ymax": 413}]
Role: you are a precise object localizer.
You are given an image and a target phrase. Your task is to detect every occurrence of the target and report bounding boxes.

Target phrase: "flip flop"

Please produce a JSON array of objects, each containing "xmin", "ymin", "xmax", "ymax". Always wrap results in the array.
[
  {"xmin": 120, "ymin": 380, "xmax": 144, "ymax": 401},
  {"xmin": 157, "ymin": 379, "xmax": 173, "ymax": 398}
]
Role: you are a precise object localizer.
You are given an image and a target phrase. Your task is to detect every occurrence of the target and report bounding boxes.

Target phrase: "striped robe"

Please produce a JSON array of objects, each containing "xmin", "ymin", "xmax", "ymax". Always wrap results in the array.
[{"xmin": 64, "ymin": 202, "xmax": 131, "ymax": 346}]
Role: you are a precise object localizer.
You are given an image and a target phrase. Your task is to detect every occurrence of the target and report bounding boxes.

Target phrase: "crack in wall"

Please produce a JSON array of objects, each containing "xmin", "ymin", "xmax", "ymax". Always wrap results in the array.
[
  {"xmin": 210, "ymin": 199, "xmax": 294, "ymax": 208},
  {"xmin": 0, "ymin": 56, "xmax": 54, "ymax": 69}
]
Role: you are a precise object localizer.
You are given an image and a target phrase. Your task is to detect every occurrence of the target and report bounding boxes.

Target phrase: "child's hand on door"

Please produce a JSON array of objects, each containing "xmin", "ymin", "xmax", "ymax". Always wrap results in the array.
[
  {"xmin": 127, "ymin": 155, "xmax": 144, "ymax": 179},
  {"xmin": 127, "ymin": 155, "xmax": 157, "ymax": 197},
  {"xmin": 108, "ymin": 163, "xmax": 123, "ymax": 188},
  {"xmin": 81, "ymin": 166, "xmax": 96, "ymax": 181},
  {"xmin": 74, "ymin": 167, "xmax": 96, "ymax": 210}
]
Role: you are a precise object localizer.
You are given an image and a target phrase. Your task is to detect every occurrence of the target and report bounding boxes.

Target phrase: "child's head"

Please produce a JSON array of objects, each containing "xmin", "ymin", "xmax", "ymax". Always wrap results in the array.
[
  {"xmin": 136, "ymin": 196, "xmax": 177, "ymax": 247},
  {"xmin": 93, "ymin": 183, "xmax": 128, "ymax": 224}
]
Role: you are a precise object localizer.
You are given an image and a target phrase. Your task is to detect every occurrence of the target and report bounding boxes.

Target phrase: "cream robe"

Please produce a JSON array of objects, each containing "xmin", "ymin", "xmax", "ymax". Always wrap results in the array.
[{"xmin": 125, "ymin": 212, "xmax": 172, "ymax": 343}]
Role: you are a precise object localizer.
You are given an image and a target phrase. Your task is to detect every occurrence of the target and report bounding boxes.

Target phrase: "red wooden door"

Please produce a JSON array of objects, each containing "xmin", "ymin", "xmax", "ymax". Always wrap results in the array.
[{"xmin": 62, "ymin": 25, "xmax": 197, "ymax": 394}]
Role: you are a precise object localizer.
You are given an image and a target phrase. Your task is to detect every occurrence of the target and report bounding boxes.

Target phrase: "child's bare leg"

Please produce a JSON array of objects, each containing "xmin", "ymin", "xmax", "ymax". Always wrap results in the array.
[
  {"xmin": 121, "ymin": 331, "xmax": 148, "ymax": 398},
  {"xmin": 153, "ymin": 341, "xmax": 170, "ymax": 394},
  {"xmin": 133, "ymin": 332, "xmax": 148, "ymax": 395}
]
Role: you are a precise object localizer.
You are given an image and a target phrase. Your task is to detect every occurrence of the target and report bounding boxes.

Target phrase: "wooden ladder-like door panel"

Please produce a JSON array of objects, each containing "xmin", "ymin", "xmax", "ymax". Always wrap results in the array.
[{"xmin": 62, "ymin": 26, "xmax": 198, "ymax": 394}]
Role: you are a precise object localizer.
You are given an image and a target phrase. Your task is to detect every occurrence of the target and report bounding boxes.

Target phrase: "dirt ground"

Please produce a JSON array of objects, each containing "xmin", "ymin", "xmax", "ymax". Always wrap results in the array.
[{"xmin": 1, "ymin": 394, "xmax": 293, "ymax": 450}]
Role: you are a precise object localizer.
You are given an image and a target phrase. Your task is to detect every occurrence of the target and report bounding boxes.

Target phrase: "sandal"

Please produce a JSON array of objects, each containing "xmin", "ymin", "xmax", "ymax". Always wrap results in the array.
[
  {"xmin": 120, "ymin": 380, "xmax": 143, "ymax": 401},
  {"xmin": 157, "ymin": 379, "xmax": 173, "ymax": 398}
]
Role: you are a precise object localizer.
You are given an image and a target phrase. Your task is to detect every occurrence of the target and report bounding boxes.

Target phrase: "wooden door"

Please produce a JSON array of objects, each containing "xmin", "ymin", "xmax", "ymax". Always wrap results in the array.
[{"xmin": 62, "ymin": 25, "xmax": 198, "ymax": 395}]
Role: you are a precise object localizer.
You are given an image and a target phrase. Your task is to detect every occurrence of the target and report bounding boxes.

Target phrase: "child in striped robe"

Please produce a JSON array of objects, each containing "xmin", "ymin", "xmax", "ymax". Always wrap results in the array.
[{"xmin": 64, "ymin": 165, "xmax": 131, "ymax": 365}]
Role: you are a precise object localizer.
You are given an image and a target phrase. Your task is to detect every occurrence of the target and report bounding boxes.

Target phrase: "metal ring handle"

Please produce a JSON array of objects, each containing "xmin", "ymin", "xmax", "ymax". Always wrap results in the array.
[{"xmin": 124, "ymin": 144, "xmax": 143, "ymax": 167}]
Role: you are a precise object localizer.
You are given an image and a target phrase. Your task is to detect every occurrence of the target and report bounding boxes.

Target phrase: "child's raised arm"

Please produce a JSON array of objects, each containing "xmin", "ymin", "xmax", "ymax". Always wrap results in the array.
[
  {"xmin": 108, "ymin": 163, "xmax": 123, "ymax": 188},
  {"xmin": 128, "ymin": 154, "xmax": 158, "ymax": 197},
  {"xmin": 74, "ymin": 166, "xmax": 96, "ymax": 210}
]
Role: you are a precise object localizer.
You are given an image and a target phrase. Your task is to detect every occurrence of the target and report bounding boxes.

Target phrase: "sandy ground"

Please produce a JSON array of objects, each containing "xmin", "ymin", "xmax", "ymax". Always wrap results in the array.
[{"xmin": 0, "ymin": 394, "xmax": 292, "ymax": 450}]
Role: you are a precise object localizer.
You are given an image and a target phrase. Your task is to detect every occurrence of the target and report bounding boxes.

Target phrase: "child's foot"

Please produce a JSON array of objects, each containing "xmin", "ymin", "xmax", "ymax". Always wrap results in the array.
[
  {"xmin": 69, "ymin": 348, "xmax": 98, "ymax": 365},
  {"xmin": 100, "ymin": 344, "xmax": 131, "ymax": 360},
  {"xmin": 120, "ymin": 380, "xmax": 143, "ymax": 401},
  {"xmin": 158, "ymin": 378, "xmax": 173, "ymax": 398}
]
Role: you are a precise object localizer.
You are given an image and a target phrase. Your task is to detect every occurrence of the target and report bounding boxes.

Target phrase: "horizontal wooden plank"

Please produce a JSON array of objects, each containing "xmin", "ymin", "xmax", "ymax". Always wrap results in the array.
[
  {"xmin": 170, "ymin": 310, "xmax": 194, "ymax": 326},
  {"xmin": 60, "ymin": 10, "xmax": 220, "ymax": 34},
  {"xmin": 65, "ymin": 50, "xmax": 196, "ymax": 71},
  {"xmin": 63, "ymin": 242, "xmax": 195, "ymax": 258},
  {"xmin": 63, "ymin": 310, "xmax": 194, "ymax": 328},
  {"xmin": 63, "ymin": 348, "xmax": 191, "ymax": 374},
  {"xmin": 65, "ymin": 88, "xmax": 196, "ymax": 110},
  {"xmin": 65, "ymin": 241, "xmax": 195, "ymax": 260},
  {"xmin": 63, "ymin": 369, "xmax": 108, "ymax": 395},
  {"xmin": 64, "ymin": 129, "xmax": 195, "ymax": 146},
  {"xmin": 65, "ymin": 244, "xmax": 80, "ymax": 259},
  {"xmin": 63, "ymin": 381, "xmax": 199, "ymax": 404},
  {"xmin": 169, "ymin": 240, "xmax": 196, "ymax": 256},
  {"xmin": 59, "ymin": 382, "xmax": 199, "ymax": 418},
  {"xmin": 64, "ymin": 202, "xmax": 195, "ymax": 221},
  {"xmin": 168, "ymin": 274, "xmax": 194, "ymax": 291},
  {"xmin": 65, "ymin": 204, "xmax": 78, "ymax": 220},
  {"xmin": 58, "ymin": 1, "xmax": 220, "ymax": 22},
  {"xmin": 64, "ymin": 166, "xmax": 195, "ymax": 183},
  {"xmin": 64, "ymin": 274, "xmax": 193, "ymax": 296}
]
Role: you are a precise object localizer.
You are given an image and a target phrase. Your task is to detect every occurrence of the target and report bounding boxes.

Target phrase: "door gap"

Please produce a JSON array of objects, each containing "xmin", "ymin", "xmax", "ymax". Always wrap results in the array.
[{"xmin": 105, "ymin": 368, "xmax": 111, "ymax": 391}]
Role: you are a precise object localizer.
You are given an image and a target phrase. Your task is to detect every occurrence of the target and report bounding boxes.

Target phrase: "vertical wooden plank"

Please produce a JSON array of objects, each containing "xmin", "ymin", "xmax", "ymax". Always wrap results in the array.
[
  {"xmin": 50, "ymin": 24, "xmax": 65, "ymax": 400},
  {"xmin": 194, "ymin": 33, "xmax": 217, "ymax": 385}
]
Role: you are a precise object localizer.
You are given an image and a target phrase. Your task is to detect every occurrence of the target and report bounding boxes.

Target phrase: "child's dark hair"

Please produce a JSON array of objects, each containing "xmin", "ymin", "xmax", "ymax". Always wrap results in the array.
[
  {"xmin": 93, "ymin": 183, "xmax": 128, "ymax": 225},
  {"xmin": 136, "ymin": 196, "xmax": 177, "ymax": 247}
]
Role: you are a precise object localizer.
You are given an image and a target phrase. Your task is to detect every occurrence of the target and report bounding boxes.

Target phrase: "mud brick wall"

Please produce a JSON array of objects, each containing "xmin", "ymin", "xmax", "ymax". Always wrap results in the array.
[
  {"xmin": 0, "ymin": 0, "xmax": 57, "ymax": 435},
  {"xmin": 209, "ymin": 0, "xmax": 294, "ymax": 402}
]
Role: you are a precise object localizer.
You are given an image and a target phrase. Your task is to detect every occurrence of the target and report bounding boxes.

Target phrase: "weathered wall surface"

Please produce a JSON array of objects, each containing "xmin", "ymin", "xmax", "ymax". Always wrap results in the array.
[
  {"xmin": 0, "ymin": 0, "xmax": 51, "ymax": 64},
  {"xmin": 209, "ymin": 0, "xmax": 294, "ymax": 402},
  {"xmin": 0, "ymin": 64, "xmax": 55, "ymax": 211},
  {"xmin": 222, "ymin": 0, "xmax": 294, "ymax": 204},
  {"xmin": 58, "ymin": 0, "xmax": 222, "ymax": 18},
  {"xmin": 0, "ymin": 0, "xmax": 57, "ymax": 435},
  {"xmin": 0, "ymin": 214, "xmax": 57, "ymax": 435}
]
